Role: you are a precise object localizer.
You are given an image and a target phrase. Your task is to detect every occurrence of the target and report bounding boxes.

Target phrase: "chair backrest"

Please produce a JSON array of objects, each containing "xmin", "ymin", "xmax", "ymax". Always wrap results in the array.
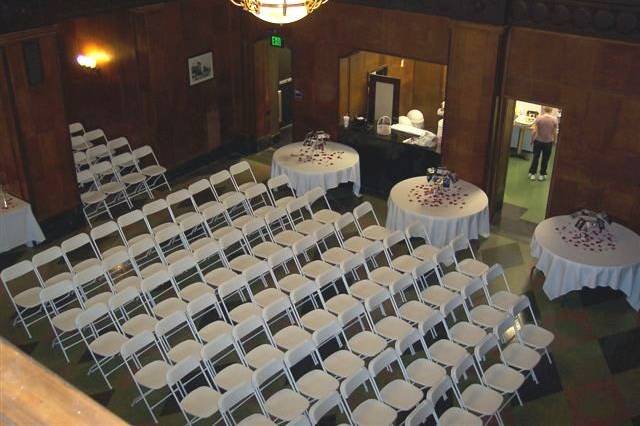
[
  {"xmin": 339, "ymin": 252, "xmax": 367, "ymax": 276},
  {"xmin": 364, "ymin": 288, "xmax": 392, "ymax": 314},
  {"xmin": 338, "ymin": 303, "xmax": 372, "ymax": 332},
  {"xmin": 426, "ymin": 375, "xmax": 456, "ymax": 407},
  {"xmin": 111, "ymin": 152, "xmax": 137, "ymax": 170},
  {"xmin": 435, "ymin": 245, "xmax": 456, "ymax": 267},
  {"xmin": 168, "ymin": 254, "xmax": 200, "ymax": 280},
  {"xmin": 201, "ymin": 333, "xmax": 237, "ymax": 365},
  {"xmin": 187, "ymin": 292, "xmax": 220, "ymax": 321},
  {"xmin": 108, "ymin": 286, "xmax": 140, "ymax": 310},
  {"xmin": 292, "ymin": 234, "xmax": 318, "ymax": 256},
  {"xmin": 474, "ymin": 334, "xmax": 501, "ymax": 362},
  {"xmin": 290, "ymin": 281, "xmax": 322, "ymax": 307},
  {"xmin": 460, "ymin": 276, "xmax": 486, "ymax": 302},
  {"xmin": 61, "ymin": 233, "xmax": 98, "ymax": 263},
  {"xmin": 39, "ymin": 279, "xmax": 75, "ymax": 304},
  {"xmin": 267, "ymin": 247, "xmax": 295, "ymax": 270},
  {"xmin": 166, "ymin": 189, "xmax": 194, "ymax": 210},
  {"xmin": 210, "ymin": 170, "xmax": 233, "ymax": 192},
  {"xmin": 284, "ymin": 339, "xmax": 317, "ymax": 368},
  {"xmin": 76, "ymin": 302, "xmax": 110, "ymax": 330},
  {"xmin": 369, "ymin": 347, "xmax": 400, "ymax": 378},
  {"xmin": 117, "ymin": 209, "xmax": 147, "ymax": 229},
  {"xmin": 192, "ymin": 239, "xmax": 225, "ymax": 265},
  {"xmin": 121, "ymin": 329, "xmax": 156, "ymax": 360},
  {"xmin": 229, "ymin": 161, "xmax": 257, "ymax": 189},
  {"xmin": 244, "ymin": 183, "xmax": 270, "ymax": 203},
  {"xmin": 69, "ymin": 122, "xmax": 85, "ymax": 135},
  {"xmin": 253, "ymin": 358, "xmax": 289, "ymax": 390},
  {"xmin": 217, "ymin": 382, "xmax": 260, "ymax": 420},
  {"xmin": 395, "ymin": 329, "xmax": 427, "ymax": 358},
  {"xmin": 389, "ymin": 272, "xmax": 415, "ymax": 299},
  {"xmin": 141, "ymin": 267, "xmax": 173, "ymax": 293},
  {"xmin": 32, "ymin": 246, "xmax": 66, "ymax": 271},
  {"xmin": 188, "ymin": 178, "xmax": 214, "ymax": 199},
  {"xmin": 143, "ymin": 198, "xmax": 170, "ymax": 217},
  {"xmin": 405, "ymin": 400, "xmax": 437, "ymax": 426},
  {"xmin": 451, "ymin": 234, "xmax": 474, "ymax": 258},
  {"xmin": 262, "ymin": 296, "xmax": 295, "ymax": 325},
  {"xmin": 242, "ymin": 217, "xmax": 270, "ymax": 240},
  {"xmin": 90, "ymin": 221, "xmax": 122, "ymax": 248},
  {"xmin": 312, "ymin": 320, "xmax": 345, "ymax": 349},
  {"xmin": 218, "ymin": 228, "xmax": 246, "ymax": 250},
  {"xmin": 243, "ymin": 261, "xmax": 273, "ymax": 284},
  {"xmin": 155, "ymin": 310, "xmax": 191, "ymax": 339},
  {"xmin": 222, "ymin": 191, "xmax": 248, "ymax": 210},
  {"xmin": 132, "ymin": 145, "xmax": 157, "ymax": 163},
  {"xmin": 76, "ymin": 169, "xmax": 96, "ymax": 186},
  {"xmin": 405, "ymin": 221, "xmax": 430, "ymax": 243},
  {"xmin": 166, "ymin": 355, "xmax": 201, "ymax": 387},
  {"xmin": 451, "ymin": 353, "xmax": 475, "ymax": 384},
  {"xmin": 74, "ymin": 263, "xmax": 110, "ymax": 289},
  {"xmin": 286, "ymin": 196, "xmax": 310, "ymax": 219},
  {"xmin": 90, "ymin": 160, "xmax": 116, "ymax": 179},
  {"xmin": 305, "ymin": 186, "xmax": 329, "ymax": 207},
  {"xmin": 84, "ymin": 129, "xmax": 107, "ymax": 144},
  {"xmin": 233, "ymin": 315, "xmax": 272, "ymax": 348},
  {"xmin": 308, "ymin": 392, "xmax": 344, "ymax": 424},
  {"xmin": 383, "ymin": 230, "xmax": 408, "ymax": 252},
  {"xmin": 314, "ymin": 223, "xmax": 336, "ymax": 243},
  {"xmin": 129, "ymin": 234, "xmax": 162, "ymax": 260},
  {"xmin": 264, "ymin": 207, "xmax": 291, "ymax": 227},
  {"xmin": 218, "ymin": 275, "xmax": 250, "ymax": 301},
  {"xmin": 106, "ymin": 136, "xmax": 132, "ymax": 154},
  {"xmin": 418, "ymin": 311, "xmax": 447, "ymax": 337},
  {"xmin": 1, "ymin": 260, "xmax": 35, "ymax": 289},
  {"xmin": 340, "ymin": 367, "xmax": 375, "ymax": 400},
  {"xmin": 316, "ymin": 266, "xmax": 345, "ymax": 291}
]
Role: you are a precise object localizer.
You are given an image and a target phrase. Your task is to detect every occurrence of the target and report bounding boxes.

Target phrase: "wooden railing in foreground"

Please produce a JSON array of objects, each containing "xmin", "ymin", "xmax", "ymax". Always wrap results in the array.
[{"xmin": 0, "ymin": 337, "xmax": 126, "ymax": 425}]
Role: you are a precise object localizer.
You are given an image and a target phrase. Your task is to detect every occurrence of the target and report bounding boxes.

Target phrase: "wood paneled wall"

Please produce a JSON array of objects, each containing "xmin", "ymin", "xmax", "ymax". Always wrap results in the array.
[
  {"xmin": 0, "ymin": 28, "xmax": 77, "ymax": 220},
  {"xmin": 503, "ymin": 27, "xmax": 640, "ymax": 232}
]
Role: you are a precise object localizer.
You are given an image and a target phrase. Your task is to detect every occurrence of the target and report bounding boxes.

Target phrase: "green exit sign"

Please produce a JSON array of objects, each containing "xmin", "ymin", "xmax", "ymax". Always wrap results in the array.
[{"xmin": 271, "ymin": 35, "xmax": 283, "ymax": 48}]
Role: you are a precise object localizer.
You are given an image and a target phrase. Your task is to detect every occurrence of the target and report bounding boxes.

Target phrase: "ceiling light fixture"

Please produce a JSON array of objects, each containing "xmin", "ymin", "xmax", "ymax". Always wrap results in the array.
[{"xmin": 230, "ymin": 0, "xmax": 328, "ymax": 24}]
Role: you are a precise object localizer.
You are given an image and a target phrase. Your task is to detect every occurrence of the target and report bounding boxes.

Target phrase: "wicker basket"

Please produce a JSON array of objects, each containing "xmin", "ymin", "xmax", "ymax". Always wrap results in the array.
[{"xmin": 376, "ymin": 116, "xmax": 392, "ymax": 136}]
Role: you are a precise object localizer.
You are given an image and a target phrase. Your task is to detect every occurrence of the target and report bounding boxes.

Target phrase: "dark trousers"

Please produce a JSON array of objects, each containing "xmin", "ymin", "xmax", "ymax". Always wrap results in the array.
[{"xmin": 529, "ymin": 140, "xmax": 553, "ymax": 175}]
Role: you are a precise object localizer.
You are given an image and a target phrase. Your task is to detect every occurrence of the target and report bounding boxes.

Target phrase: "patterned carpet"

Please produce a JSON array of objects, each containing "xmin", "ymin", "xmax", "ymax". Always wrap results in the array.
[{"xmin": 1, "ymin": 147, "xmax": 639, "ymax": 425}]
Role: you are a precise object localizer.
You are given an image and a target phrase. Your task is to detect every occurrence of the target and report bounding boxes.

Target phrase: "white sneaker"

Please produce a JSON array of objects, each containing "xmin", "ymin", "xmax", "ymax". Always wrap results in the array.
[
  {"xmin": 529, "ymin": 174, "xmax": 536, "ymax": 181},
  {"xmin": 538, "ymin": 175, "xmax": 546, "ymax": 181}
]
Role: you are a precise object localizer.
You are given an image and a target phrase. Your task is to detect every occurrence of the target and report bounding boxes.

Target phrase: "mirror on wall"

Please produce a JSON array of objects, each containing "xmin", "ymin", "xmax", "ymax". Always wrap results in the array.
[{"xmin": 339, "ymin": 50, "xmax": 447, "ymax": 141}]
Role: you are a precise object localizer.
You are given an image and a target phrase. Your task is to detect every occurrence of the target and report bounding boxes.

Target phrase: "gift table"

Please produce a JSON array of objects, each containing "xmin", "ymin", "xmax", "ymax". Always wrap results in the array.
[
  {"xmin": 0, "ymin": 195, "xmax": 45, "ymax": 253},
  {"xmin": 385, "ymin": 177, "xmax": 490, "ymax": 247},
  {"xmin": 271, "ymin": 141, "xmax": 361, "ymax": 196},
  {"xmin": 531, "ymin": 215, "xmax": 640, "ymax": 310}
]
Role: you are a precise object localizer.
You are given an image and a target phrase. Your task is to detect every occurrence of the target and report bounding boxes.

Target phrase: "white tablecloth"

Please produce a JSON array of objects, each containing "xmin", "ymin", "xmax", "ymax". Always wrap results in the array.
[
  {"xmin": 386, "ymin": 177, "xmax": 490, "ymax": 247},
  {"xmin": 271, "ymin": 142, "xmax": 361, "ymax": 196},
  {"xmin": 531, "ymin": 216, "xmax": 640, "ymax": 310},
  {"xmin": 0, "ymin": 195, "xmax": 45, "ymax": 253}
]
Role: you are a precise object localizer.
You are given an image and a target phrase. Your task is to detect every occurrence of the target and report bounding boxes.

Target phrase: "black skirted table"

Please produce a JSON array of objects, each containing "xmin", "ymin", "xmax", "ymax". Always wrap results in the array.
[{"xmin": 338, "ymin": 127, "xmax": 441, "ymax": 196}]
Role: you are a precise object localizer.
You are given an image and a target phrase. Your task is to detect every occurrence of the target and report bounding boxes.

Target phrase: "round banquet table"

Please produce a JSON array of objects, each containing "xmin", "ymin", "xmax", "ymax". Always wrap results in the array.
[
  {"xmin": 531, "ymin": 216, "xmax": 640, "ymax": 310},
  {"xmin": 385, "ymin": 177, "xmax": 490, "ymax": 247},
  {"xmin": 271, "ymin": 142, "xmax": 361, "ymax": 196}
]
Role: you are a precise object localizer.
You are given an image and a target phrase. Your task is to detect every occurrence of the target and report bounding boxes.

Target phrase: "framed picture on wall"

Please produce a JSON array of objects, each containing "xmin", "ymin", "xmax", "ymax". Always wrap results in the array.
[{"xmin": 188, "ymin": 52, "xmax": 214, "ymax": 86}]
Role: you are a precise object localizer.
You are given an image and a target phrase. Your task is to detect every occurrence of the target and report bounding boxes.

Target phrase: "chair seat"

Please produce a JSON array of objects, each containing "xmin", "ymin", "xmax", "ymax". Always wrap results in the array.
[
  {"xmin": 167, "ymin": 339, "xmax": 203, "ymax": 363},
  {"xmin": 73, "ymin": 257, "xmax": 102, "ymax": 274},
  {"xmin": 361, "ymin": 225, "xmax": 391, "ymax": 241},
  {"xmin": 323, "ymin": 350, "xmax": 364, "ymax": 378},
  {"xmin": 102, "ymin": 181, "xmax": 127, "ymax": 195},
  {"xmin": 265, "ymin": 389, "xmax": 310, "ymax": 421},
  {"xmin": 440, "ymin": 407, "xmax": 482, "ymax": 426},
  {"xmin": 370, "ymin": 267, "xmax": 403, "ymax": 287},
  {"xmin": 456, "ymin": 258, "xmax": 489, "ymax": 278},
  {"xmin": 295, "ymin": 219, "xmax": 323, "ymax": 236},
  {"xmin": 229, "ymin": 255, "xmax": 261, "ymax": 272},
  {"xmin": 141, "ymin": 165, "xmax": 166, "ymax": 177},
  {"xmin": 89, "ymin": 331, "xmax": 128, "ymax": 357},
  {"xmin": 175, "ymin": 212, "xmax": 200, "ymax": 227},
  {"xmin": 342, "ymin": 236, "xmax": 375, "ymax": 253},
  {"xmin": 390, "ymin": 255, "xmax": 422, "ymax": 274},
  {"xmin": 204, "ymin": 268, "xmax": 238, "ymax": 288},
  {"xmin": 277, "ymin": 274, "xmax": 309, "ymax": 293},
  {"xmin": 52, "ymin": 308, "xmax": 83, "ymax": 332},
  {"xmin": 460, "ymin": 384, "xmax": 503, "ymax": 417},
  {"xmin": 429, "ymin": 339, "xmax": 468, "ymax": 368},
  {"xmin": 165, "ymin": 249, "xmax": 191, "ymax": 266},
  {"xmin": 274, "ymin": 325, "xmax": 312, "ymax": 350},
  {"xmin": 141, "ymin": 262, "xmax": 166, "ymax": 279},
  {"xmin": 322, "ymin": 247, "xmax": 354, "ymax": 265},
  {"xmin": 122, "ymin": 314, "xmax": 157, "ymax": 336},
  {"xmin": 519, "ymin": 324, "xmax": 555, "ymax": 349},
  {"xmin": 253, "ymin": 205, "xmax": 276, "ymax": 218},
  {"xmin": 43, "ymin": 272, "xmax": 73, "ymax": 288},
  {"xmin": 313, "ymin": 209, "xmax": 341, "ymax": 224},
  {"xmin": 238, "ymin": 414, "xmax": 276, "ymax": 426},
  {"xmin": 325, "ymin": 294, "xmax": 360, "ymax": 315},
  {"xmin": 406, "ymin": 358, "xmax": 446, "ymax": 388},
  {"xmin": 398, "ymin": 301, "xmax": 438, "ymax": 325},
  {"xmin": 15, "ymin": 287, "xmax": 42, "ymax": 308},
  {"xmin": 351, "ymin": 399, "xmax": 397, "ymax": 426},
  {"xmin": 229, "ymin": 303, "xmax": 262, "ymax": 324},
  {"xmin": 198, "ymin": 321, "xmax": 232, "ymax": 343},
  {"xmin": 252, "ymin": 242, "xmax": 283, "ymax": 259},
  {"xmin": 297, "ymin": 369, "xmax": 339, "ymax": 400},
  {"xmin": 121, "ymin": 172, "xmax": 147, "ymax": 185},
  {"xmin": 375, "ymin": 317, "xmax": 414, "ymax": 342},
  {"xmin": 81, "ymin": 190, "xmax": 107, "ymax": 205},
  {"xmin": 253, "ymin": 288, "xmax": 286, "ymax": 308},
  {"xmin": 274, "ymin": 230, "xmax": 305, "ymax": 246},
  {"xmin": 349, "ymin": 331, "xmax": 387, "ymax": 358},
  {"xmin": 300, "ymin": 309, "xmax": 336, "ymax": 331},
  {"xmin": 450, "ymin": 322, "xmax": 487, "ymax": 348},
  {"xmin": 413, "ymin": 244, "xmax": 440, "ymax": 261},
  {"xmin": 469, "ymin": 305, "xmax": 508, "ymax": 329},
  {"xmin": 244, "ymin": 344, "xmax": 284, "ymax": 369},
  {"xmin": 153, "ymin": 298, "xmax": 187, "ymax": 319},
  {"xmin": 232, "ymin": 215, "xmax": 254, "ymax": 229},
  {"xmin": 350, "ymin": 280, "xmax": 384, "ymax": 301},
  {"xmin": 134, "ymin": 360, "xmax": 171, "ymax": 390},
  {"xmin": 441, "ymin": 271, "xmax": 473, "ymax": 293},
  {"xmin": 491, "ymin": 291, "xmax": 526, "ymax": 313},
  {"xmin": 483, "ymin": 364, "xmax": 525, "ymax": 394},
  {"xmin": 301, "ymin": 260, "xmax": 333, "ymax": 279},
  {"xmin": 379, "ymin": 379, "xmax": 423, "ymax": 411},
  {"xmin": 180, "ymin": 282, "xmax": 214, "ymax": 302},
  {"xmin": 180, "ymin": 386, "xmax": 221, "ymax": 419},
  {"xmin": 211, "ymin": 226, "xmax": 235, "ymax": 240},
  {"xmin": 238, "ymin": 182, "xmax": 259, "ymax": 193},
  {"xmin": 275, "ymin": 196, "xmax": 295, "ymax": 209},
  {"xmin": 421, "ymin": 285, "xmax": 457, "ymax": 308},
  {"xmin": 502, "ymin": 343, "xmax": 541, "ymax": 371},
  {"xmin": 84, "ymin": 292, "xmax": 112, "ymax": 308},
  {"xmin": 213, "ymin": 363, "xmax": 253, "ymax": 391}
]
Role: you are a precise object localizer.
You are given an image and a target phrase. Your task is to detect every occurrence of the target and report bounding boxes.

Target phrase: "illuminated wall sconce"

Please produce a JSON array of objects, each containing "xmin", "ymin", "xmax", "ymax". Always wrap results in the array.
[{"xmin": 76, "ymin": 49, "xmax": 112, "ymax": 71}]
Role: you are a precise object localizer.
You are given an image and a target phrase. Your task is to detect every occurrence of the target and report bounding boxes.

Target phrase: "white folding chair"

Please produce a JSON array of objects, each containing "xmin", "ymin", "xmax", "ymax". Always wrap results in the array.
[
  {"xmin": 441, "ymin": 293, "xmax": 488, "ymax": 351},
  {"xmin": 293, "ymin": 235, "xmax": 333, "ymax": 280},
  {"xmin": 510, "ymin": 297, "xmax": 555, "ymax": 363},
  {"xmin": 106, "ymin": 136, "xmax": 134, "ymax": 160},
  {"xmin": 242, "ymin": 217, "xmax": 282, "ymax": 260},
  {"xmin": 223, "ymin": 192, "xmax": 254, "ymax": 230},
  {"xmin": 286, "ymin": 197, "xmax": 323, "ymax": 236},
  {"xmin": 128, "ymin": 234, "xmax": 166, "ymax": 278},
  {"xmin": 395, "ymin": 329, "xmax": 447, "ymax": 391},
  {"xmin": 168, "ymin": 254, "xmax": 214, "ymax": 303},
  {"xmin": 427, "ymin": 376, "xmax": 482, "ymax": 426},
  {"xmin": 121, "ymin": 330, "xmax": 172, "ymax": 423},
  {"xmin": 244, "ymin": 183, "xmax": 276, "ymax": 219},
  {"xmin": 108, "ymin": 286, "xmax": 158, "ymax": 337},
  {"xmin": 60, "ymin": 232, "xmax": 101, "ymax": 274},
  {"xmin": 474, "ymin": 334, "xmax": 525, "ymax": 407},
  {"xmin": 69, "ymin": 122, "xmax": 85, "ymax": 136},
  {"xmin": 218, "ymin": 382, "xmax": 274, "ymax": 426},
  {"xmin": 84, "ymin": 128, "xmax": 108, "ymax": 147},
  {"xmin": 451, "ymin": 354, "xmax": 504, "ymax": 425},
  {"xmin": 495, "ymin": 316, "xmax": 542, "ymax": 384},
  {"xmin": 267, "ymin": 247, "xmax": 311, "ymax": 295},
  {"xmin": 76, "ymin": 303, "xmax": 128, "ymax": 389},
  {"xmin": 312, "ymin": 320, "xmax": 364, "ymax": 379},
  {"xmin": 338, "ymin": 303, "xmax": 386, "ymax": 360},
  {"xmin": 219, "ymin": 275, "xmax": 262, "ymax": 324},
  {"xmin": 1, "ymin": 260, "xmax": 45, "ymax": 338},
  {"xmin": 39, "ymin": 280, "xmax": 84, "ymax": 361},
  {"xmin": 153, "ymin": 222, "xmax": 190, "ymax": 265},
  {"xmin": 305, "ymin": 187, "xmax": 341, "ymax": 224},
  {"xmin": 452, "ymin": 234, "xmax": 489, "ymax": 278},
  {"xmin": 166, "ymin": 356, "xmax": 223, "ymax": 425},
  {"xmin": 290, "ymin": 281, "xmax": 337, "ymax": 333},
  {"xmin": 90, "ymin": 220, "xmax": 127, "ymax": 260},
  {"xmin": 140, "ymin": 268, "xmax": 187, "ymax": 319},
  {"xmin": 32, "ymin": 246, "xmax": 73, "ymax": 288},
  {"xmin": 155, "ymin": 311, "xmax": 203, "ymax": 363},
  {"xmin": 461, "ymin": 277, "xmax": 510, "ymax": 332},
  {"xmin": 209, "ymin": 170, "xmax": 237, "ymax": 201},
  {"xmin": 90, "ymin": 160, "xmax": 133, "ymax": 210},
  {"xmin": 368, "ymin": 348, "xmax": 423, "ymax": 413},
  {"xmin": 364, "ymin": 289, "xmax": 415, "ymax": 345},
  {"xmin": 340, "ymin": 367, "xmax": 397, "ymax": 426},
  {"xmin": 77, "ymin": 169, "xmax": 111, "ymax": 225},
  {"xmin": 112, "ymin": 151, "xmax": 153, "ymax": 201},
  {"xmin": 353, "ymin": 201, "xmax": 391, "ymax": 241},
  {"xmin": 229, "ymin": 160, "xmax": 260, "ymax": 193},
  {"xmin": 405, "ymin": 400, "xmax": 438, "ymax": 426},
  {"xmin": 86, "ymin": 144, "xmax": 111, "ymax": 165},
  {"xmin": 333, "ymin": 212, "xmax": 376, "ymax": 254},
  {"xmin": 233, "ymin": 315, "xmax": 284, "ymax": 370},
  {"xmin": 143, "ymin": 199, "xmax": 175, "ymax": 236},
  {"xmin": 284, "ymin": 339, "xmax": 339, "ymax": 402},
  {"xmin": 267, "ymin": 174, "xmax": 296, "ymax": 208},
  {"xmin": 262, "ymin": 297, "xmax": 311, "ymax": 352},
  {"xmin": 308, "ymin": 391, "xmax": 352, "ymax": 425},
  {"xmin": 405, "ymin": 221, "xmax": 441, "ymax": 261},
  {"xmin": 73, "ymin": 263, "xmax": 115, "ymax": 308},
  {"xmin": 253, "ymin": 359, "xmax": 310, "ymax": 423},
  {"xmin": 117, "ymin": 209, "xmax": 153, "ymax": 247},
  {"xmin": 186, "ymin": 293, "xmax": 230, "ymax": 344},
  {"xmin": 436, "ymin": 244, "xmax": 475, "ymax": 297},
  {"xmin": 74, "ymin": 150, "xmax": 89, "ymax": 171},
  {"xmin": 244, "ymin": 261, "xmax": 285, "ymax": 309},
  {"xmin": 133, "ymin": 145, "xmax": 171, "ymax": 193},
  {"xmin": 72, "ymin": 135, "xmax": 92, "ymax": 151},
  {"xmin": 484, "ymin": 263, "xmax": 528, "ymax": 313},
  {"xmin": 201, "ymin": 333, "xmax": 253, "ymax": 391}
]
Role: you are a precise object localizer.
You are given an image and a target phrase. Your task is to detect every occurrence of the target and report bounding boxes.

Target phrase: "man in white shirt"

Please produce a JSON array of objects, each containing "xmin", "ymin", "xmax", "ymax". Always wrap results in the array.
[{"xmin": 529, "ymin": 106, "xmax": 559, "ymax": 181}]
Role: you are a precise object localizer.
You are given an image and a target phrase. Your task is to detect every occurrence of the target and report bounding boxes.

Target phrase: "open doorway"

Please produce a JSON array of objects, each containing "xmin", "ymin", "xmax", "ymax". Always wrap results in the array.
[
  {"xmin": 253, "ymin": 38, "xmax": 293, "ymax": 150},
  {"xmin": 502, "ymin": 99, "xmax": 562, "ymax": 224}
]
